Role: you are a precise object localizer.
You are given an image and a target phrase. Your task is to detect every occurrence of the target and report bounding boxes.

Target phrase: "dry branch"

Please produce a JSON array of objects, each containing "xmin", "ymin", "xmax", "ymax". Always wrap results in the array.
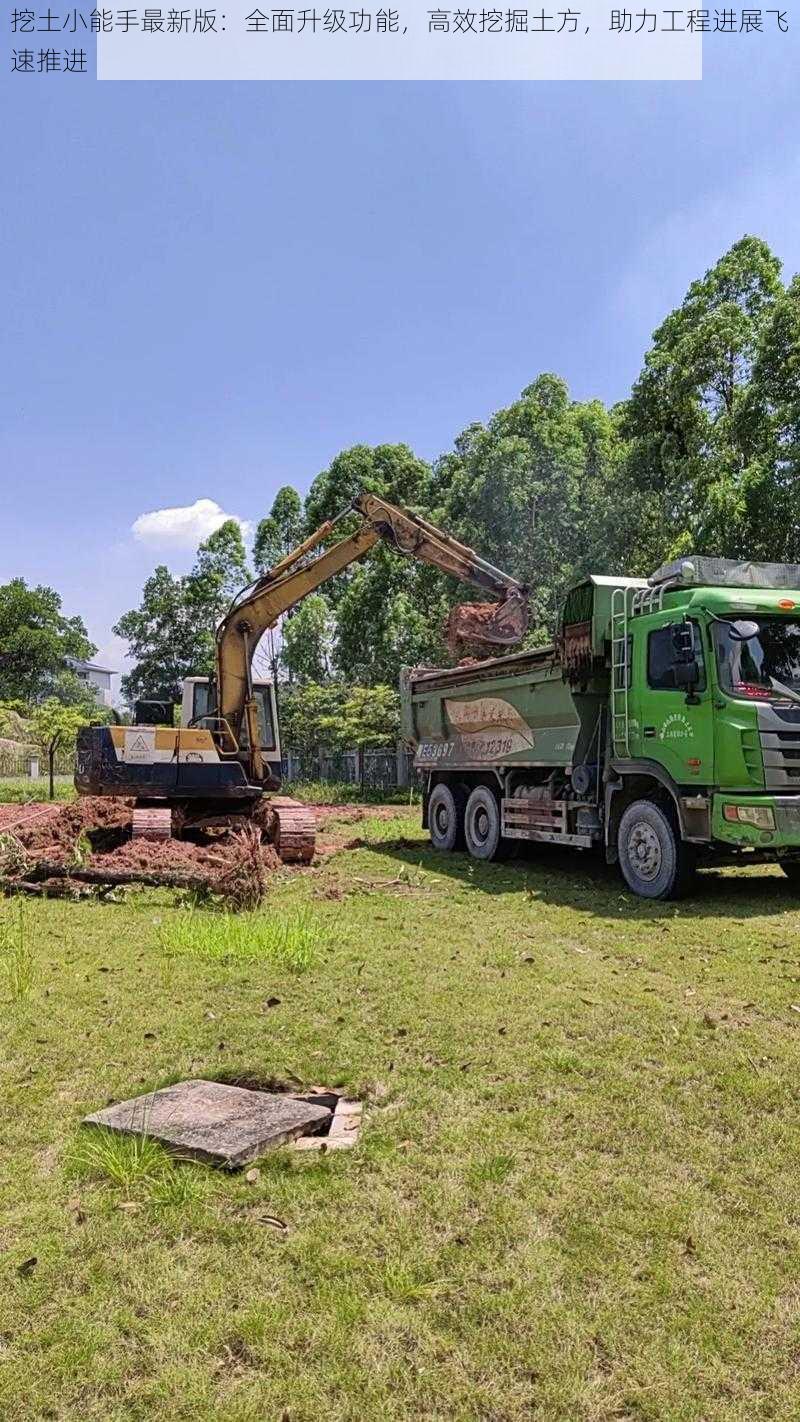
[
  {"xmin": 3, "ymin": 863, "xmax": 210, "ymax": 890},
  {"xmin": 0, "ymin": 877, "xmax": 96, "ymax": 899}
]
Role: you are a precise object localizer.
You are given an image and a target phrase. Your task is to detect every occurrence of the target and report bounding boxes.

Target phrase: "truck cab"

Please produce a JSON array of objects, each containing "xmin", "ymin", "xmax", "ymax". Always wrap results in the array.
[{"xmin": 614, "ymin": 575, "xmax": 800, "ymax": 876}]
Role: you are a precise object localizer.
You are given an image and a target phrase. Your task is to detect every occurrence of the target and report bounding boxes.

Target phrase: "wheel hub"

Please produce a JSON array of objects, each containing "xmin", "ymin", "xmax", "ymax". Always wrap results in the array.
[
  {"xmin": 473, "ymin": 808, "xmax": 490, "ymax": 844},
  {"xmin": 628, "ymin": 821, "xmax": 662, "ymax": 880}
]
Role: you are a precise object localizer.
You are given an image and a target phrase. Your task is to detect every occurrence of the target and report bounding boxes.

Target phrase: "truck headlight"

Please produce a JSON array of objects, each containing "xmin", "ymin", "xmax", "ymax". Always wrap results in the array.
[{"xmin": 723, "ymin": 804, "xmax": 775, "ymax": 829}]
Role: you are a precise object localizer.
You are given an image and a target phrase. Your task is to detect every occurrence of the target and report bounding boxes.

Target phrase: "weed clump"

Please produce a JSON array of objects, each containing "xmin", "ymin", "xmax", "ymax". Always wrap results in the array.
[
  {"xmin": 215, "ymin": 824, "xmax": 277, "ymax": 910},
  {"xmin": 70, "ymin": 1126, "xmax": 168, "ymax": 1195},
  {"xmin": 69, "ymin": 1126, "xmax": 208, "ymax": 1209},
  {"xmin": 158, "ymin": 905, "xmax": 318, "ymax": 973},
  {"xmin": 0, "ymin": 832, "xmax": 29, "ymax": 879},
  {"xmin": 0, "ymin": 902, "xmax": 34, "ymax": 1001}
]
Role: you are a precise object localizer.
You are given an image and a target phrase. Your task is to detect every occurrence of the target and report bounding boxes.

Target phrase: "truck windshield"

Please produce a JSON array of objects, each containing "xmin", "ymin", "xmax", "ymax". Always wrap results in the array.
[{"xmin": 712, "ymin": 617, "xmax": 800, "ymax": 699}]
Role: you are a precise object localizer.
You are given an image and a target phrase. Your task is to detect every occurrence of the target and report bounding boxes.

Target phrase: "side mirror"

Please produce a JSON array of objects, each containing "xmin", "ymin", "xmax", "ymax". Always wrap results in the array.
[{"xmin": 728, "ymin": 619, "xmax": 759, "ymax": 643}]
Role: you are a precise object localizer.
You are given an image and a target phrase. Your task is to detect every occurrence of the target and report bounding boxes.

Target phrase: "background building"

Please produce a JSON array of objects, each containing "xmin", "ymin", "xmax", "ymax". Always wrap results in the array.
[{"xmin": 67, "ymin": 658, "xmax": 116, "ymax": 709}]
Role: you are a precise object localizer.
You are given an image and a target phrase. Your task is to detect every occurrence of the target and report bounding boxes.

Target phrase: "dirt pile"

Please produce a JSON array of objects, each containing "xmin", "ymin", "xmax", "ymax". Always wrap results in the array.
[
  {"xmin": 4, "ymin": 797, "xmax": 282, "ymax": 902},
  {"xmin": 15, "ymin": 796, "xmax": 133, "ymax": 857},
  {"xmin": 2, "ymin": 797, "xmax": 400, "ymax": 900},
  {"xmin": 0, "ymin": 803, "xmax": 62, "ymax": 834},
  {"xmin": 93, "ymin": 831, "xmax": 279, "ymax": 877}
]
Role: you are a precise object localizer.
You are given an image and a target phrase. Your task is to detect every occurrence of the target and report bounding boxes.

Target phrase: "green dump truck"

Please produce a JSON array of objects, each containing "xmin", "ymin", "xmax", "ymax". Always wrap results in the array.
[{"xmin": 400, "ymin": 557, "xmax": 800, "ymax": 899}]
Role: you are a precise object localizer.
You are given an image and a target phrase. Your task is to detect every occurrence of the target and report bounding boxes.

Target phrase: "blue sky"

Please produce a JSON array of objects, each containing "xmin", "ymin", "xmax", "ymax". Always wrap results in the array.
[{"xmin": 3, "ymin": 37, "xmax": 799, "ymax": 687}]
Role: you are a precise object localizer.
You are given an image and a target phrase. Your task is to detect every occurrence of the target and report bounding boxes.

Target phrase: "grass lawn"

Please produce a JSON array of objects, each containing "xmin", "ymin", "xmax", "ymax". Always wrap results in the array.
[
  {"xmin": 281, "ymin": 778, "xmax": 420, "ymax": 806},
  {"xmin": 3, "ymin": 809, "xmax": 800, "ymax": 1420},
  {"xmin": 0, "ymin": 776, "xmax": 74, "ymax": 804}
]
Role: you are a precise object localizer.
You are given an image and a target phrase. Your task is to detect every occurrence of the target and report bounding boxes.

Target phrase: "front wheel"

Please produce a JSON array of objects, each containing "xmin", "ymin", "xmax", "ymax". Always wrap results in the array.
[
  {"xmin": 464, "ymin": 785, "xmax": 511, "ymax": 862},
  {"xmin": 617, "ymin": 798, "xmax": 696, "ymax": 900}
]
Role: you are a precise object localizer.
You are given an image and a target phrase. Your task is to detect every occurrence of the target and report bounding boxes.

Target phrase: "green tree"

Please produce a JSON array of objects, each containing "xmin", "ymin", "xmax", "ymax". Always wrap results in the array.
[
  {"xmin": 435, "ymin": 374, "xmax": 636, "ymax": 636},
  {"xmin": 746, "ymin": 272, "xmax": 800, "ymax": 558},
  {"xmin": 0, "ymin": 701, "xmax": 32, "ymax": 743},
  {"xmin": 0, "ymin": 579, "xmax": 96, "ymax": 705},
  {"xmin": 302, "ymin": 444, "xmax": 441, "ymax": 682},
  {"xmin": 334, "ymin": 684, "xmax": 399, "ymax": 750},
  {"xmin": 304, "ymin": 443, "xmax": 431, "ymax": 531},
  {"xmin": 113, "ymin": 566, "xmax": 203, "ymax": 705},
  {"xmin": 623, "ymin": 236, "xmax": 785, "ymax": 558},
  {"xmin": 278, "ymin": 682, "xmax": 347, "ymax": 756},
  {"xmin": 278, "ymin": 681, "xmax": 398, "ymax": 756},
  {"xmin": 50, "ymin": 668, "xmax": 105, "ymax": 711},
  {"xmin": 281, "ymin": 593, "xmax": 333, "ymax": 683},
  {"xmin": 29, "ymin": 698, "xmax": 93, "ymax": 799},
  {"xmin": 254, "ymin": 486, "xmax": 303, "ymax": 573},
  {"xmin": 186, "ymin": 519, "xmax": 251, "ymax": 651},
  {"xmin": 116, "ymin": 522, "xmax": 252, "ymax": 704},
  {"xmin": 333, "ymin": 561, "xmax": 448, "ymax": 682}
]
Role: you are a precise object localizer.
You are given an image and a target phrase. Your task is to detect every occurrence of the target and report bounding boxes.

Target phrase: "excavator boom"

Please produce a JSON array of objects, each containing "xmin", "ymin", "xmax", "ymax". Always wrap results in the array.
[{"xmin": 215, "ymin": 492, "xmax": 528, "ymax": 748}]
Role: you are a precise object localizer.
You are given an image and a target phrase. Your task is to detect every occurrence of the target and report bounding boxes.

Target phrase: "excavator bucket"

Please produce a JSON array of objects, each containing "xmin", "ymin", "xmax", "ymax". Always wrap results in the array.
[{"xmin": 445, "ymin": 592, "xmax": 529, "ymax": 656}]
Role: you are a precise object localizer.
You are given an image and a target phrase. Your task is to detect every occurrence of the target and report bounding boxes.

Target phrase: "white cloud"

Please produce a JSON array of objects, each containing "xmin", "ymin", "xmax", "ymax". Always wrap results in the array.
[{"xmin": 132, "ymin": 498, "xmax": 251, "ymax": 548}]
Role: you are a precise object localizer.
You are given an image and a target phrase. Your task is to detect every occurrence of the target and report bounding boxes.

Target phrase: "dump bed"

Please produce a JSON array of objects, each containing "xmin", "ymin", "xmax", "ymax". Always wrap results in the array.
[{"xmin": 401, "ymin": 645, "xmax": 580, "ymax": 772}]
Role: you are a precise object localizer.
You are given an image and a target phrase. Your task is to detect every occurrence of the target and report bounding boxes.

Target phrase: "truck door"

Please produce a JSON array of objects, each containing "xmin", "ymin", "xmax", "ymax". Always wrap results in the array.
[{"xmin": 629, "ymin": 616, "xmax": 714, "ymax": 787}]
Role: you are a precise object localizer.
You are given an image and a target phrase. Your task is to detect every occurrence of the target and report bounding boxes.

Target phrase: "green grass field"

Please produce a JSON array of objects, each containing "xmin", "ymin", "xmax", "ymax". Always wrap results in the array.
[
  {"xmin": 281, "ymin": 778, "xmax": 421, "ymax": 806},
  {"xmin": 3, "ymin": 808, "xmax": 800, "ymax": 1421},
  {"xmin": 0, "ymin": 775, "xmax": 74, "ymax": 803}
]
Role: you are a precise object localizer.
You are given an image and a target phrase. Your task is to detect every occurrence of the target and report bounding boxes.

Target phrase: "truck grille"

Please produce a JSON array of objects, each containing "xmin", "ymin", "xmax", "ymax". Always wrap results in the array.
[{"xmin": 757, "ymin": 706, "xmax": 800, "ymax": 788}]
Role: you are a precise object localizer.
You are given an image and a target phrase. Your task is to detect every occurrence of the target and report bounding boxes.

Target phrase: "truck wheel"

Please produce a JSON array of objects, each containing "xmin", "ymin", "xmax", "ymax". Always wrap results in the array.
[
  {"xmin": 617, "ymin": 799, "xmax": 696, "ymax": 900},
  {"xmin": 428, "ymin": 783, "xmax": 465, "ymax": 852},
  {"xmin": 464, "ymin": 786, "xmax": 510, "ymax": 862}
]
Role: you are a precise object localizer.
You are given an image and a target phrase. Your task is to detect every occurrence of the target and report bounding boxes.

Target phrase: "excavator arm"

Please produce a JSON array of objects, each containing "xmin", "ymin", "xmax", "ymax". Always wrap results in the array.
[{"xmin": 215, "ymin": 492, "xmax": 528, "ymax": 776}]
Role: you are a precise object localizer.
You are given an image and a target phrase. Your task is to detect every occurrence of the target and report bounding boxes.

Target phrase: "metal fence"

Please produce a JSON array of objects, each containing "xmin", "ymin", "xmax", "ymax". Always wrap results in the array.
[
  {"xmin": 0, "ymin": 751, "xmax": 74, "ymax": 781},
  {"xmin": 0, "ymin": 742, "xmax": 416, "ymax": 794},
  {"xmin": 282, "ymin": 746, "xmax": 415, "ymax": 793}
]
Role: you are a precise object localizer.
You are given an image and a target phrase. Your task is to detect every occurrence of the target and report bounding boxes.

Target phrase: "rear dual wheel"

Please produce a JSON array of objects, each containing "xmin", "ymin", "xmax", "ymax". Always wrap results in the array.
[
  {"xmin": 428, "ymin": 783, "xmax": 466, "ymax": 852},
  {"xmin": 428, "ymin": 782, "xmax": 516, "ymax": 863},
  {"xmin": 464, "ymin": 785, "xmax": 514, "ymax": 862}
]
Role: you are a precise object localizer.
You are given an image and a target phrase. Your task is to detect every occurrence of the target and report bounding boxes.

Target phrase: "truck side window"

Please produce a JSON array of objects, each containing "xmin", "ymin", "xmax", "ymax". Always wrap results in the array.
[{"xmin": 648, "ymin": 623, "xmax": 706, "ymax": 691}]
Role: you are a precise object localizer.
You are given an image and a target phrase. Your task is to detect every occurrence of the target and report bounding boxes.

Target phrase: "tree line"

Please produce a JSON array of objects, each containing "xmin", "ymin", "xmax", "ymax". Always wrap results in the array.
[{"xmin": 3, "ymin": 236, "xmax": 799, "ymax": 756}]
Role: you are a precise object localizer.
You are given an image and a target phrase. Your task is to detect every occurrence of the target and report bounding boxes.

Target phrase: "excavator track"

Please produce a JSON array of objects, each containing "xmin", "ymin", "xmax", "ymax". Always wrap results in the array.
[
  {"xmin": 131, "ymin": 805, "xmax": 172, "ymax": 840},
  {"xmin": 268, "ymin": 797, "xmax": 316, "ymax": 864},
  {"xmin": 130, "ymin": 797, "xmax": 315, "ymax": 862}
]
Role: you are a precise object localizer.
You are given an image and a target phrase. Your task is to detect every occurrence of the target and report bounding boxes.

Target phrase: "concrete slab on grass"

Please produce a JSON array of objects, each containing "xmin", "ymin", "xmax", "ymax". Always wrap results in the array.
[{"xmin": 84, "ymin": 1079, "xmax": 332, "ymax": 1168}]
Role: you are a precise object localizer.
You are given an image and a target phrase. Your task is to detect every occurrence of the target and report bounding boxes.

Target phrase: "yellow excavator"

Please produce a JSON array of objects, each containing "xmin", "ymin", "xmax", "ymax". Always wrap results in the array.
[{"xmin": 75, "ymin": 492, "xmax": 528, "ymax": 861}]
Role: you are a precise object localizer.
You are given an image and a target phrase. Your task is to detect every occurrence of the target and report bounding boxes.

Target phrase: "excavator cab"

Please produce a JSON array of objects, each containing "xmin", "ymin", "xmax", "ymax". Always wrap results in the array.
[{"xmin": 181, "ymin": 676, "xmax": 282, "ymax": 783}]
